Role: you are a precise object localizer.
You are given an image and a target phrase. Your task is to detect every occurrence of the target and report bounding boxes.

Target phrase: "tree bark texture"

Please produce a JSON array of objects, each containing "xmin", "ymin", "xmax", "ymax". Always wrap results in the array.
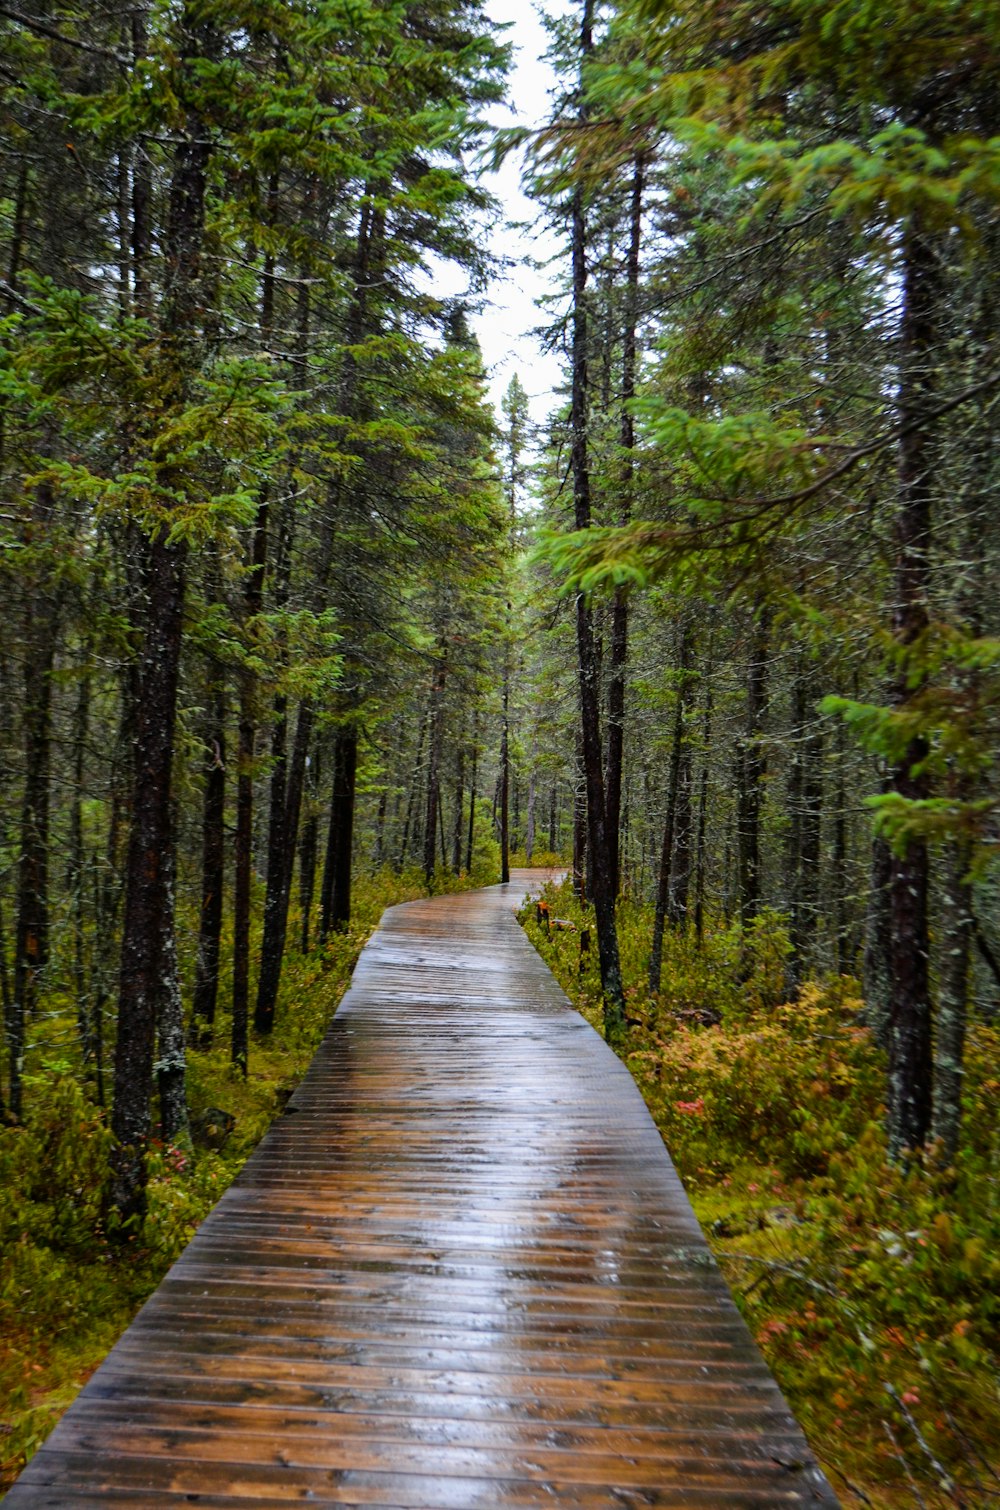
[
  {"xmin": 604, "ymin": 158, "xmax": 643, "ymax": 901},
  {"xmin": 321, "ymin": 727, "xmax": 357, "ymax": 937},
  {"xmin": 736, "ymin": 610, "xmax": 769, "ymax": 934},
  {"xmin": 110, "ymin": 534, "xmax": 187, "ymax": 1229},
  {"xmin": 887, "ymin": 217, "xmax": 938, "ymax": 1157},
  {"xmin": 190, "ymin": 690, "xmax": 226, "ymax": 1044}
]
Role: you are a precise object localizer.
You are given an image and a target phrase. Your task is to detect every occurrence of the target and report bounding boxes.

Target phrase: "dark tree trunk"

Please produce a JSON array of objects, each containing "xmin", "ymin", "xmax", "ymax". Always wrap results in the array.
[
  {"xmin": 255, "ymin": 701, "xmax": 313, "ymax": 1025},
  {"xmin": 110, "ymin": 534, "xmax": 187, "ymax": 1228},
  {"xmin": 604, "ymin": 158, "xmax": 643, "ymax": 901},
  {"xmin": 69, "ymin": 664, "xmax": 91, "ymax": 1061},
  {"xmin": 568, "ymin": 8, "xmax": 624, "ymax": 1036},
  {"xmin": 190, "ymin": 687, "xmax": 226, "ymax": 1045},
  {"xmin": 321, "ymin": 727, "xmax": 358, "ymax": 937},
  {"xmin": 254, "ymin": 693, "xmax": 289, "ymax": 1033},
  {"xmin": 932, "ymin": 836, "xmax": 972, "ymax": 1163},
  {"xmin": 156, "ymin": 836, "xmax": 188, "ymax": 1146},
  {"xmin": 499, "ymin": 671, "xmax": 510, "ymax": 884},
  {"xmin": 110, "ymin": 13, "xmax": 212, "ymax": 1223},
  {"xmin": 572, "ymin": 735, "xmax": 587, "ymax": 901},
  {"xmin": 424, "ymin": 658, "xmax": 447, "ymax": 886},
  {"xmin": 886, "ymin": 217, "xmax": 938, "ymax": 1157},
  {"xmin": 232, "ymin": 698, "xmax": 254, "ymax": 1075},
  {"xmin": 525, "ymin": 765, "xmax": 536, "ymax": 866},
  {"xmin": 693, "ymin": 642, "xmax": 714, "ymax": 944},
  {"xmin": 832, "ymin": 717, "xmax": 850, "ymax": 974},
  {"xmin": 10, "ymin": 491, "xmax": 59, "ymax": 1120},
  {"xmin": 299, "ymin": 743, "xmax": 320, "ymax": 953},
  {"xmin": 863, "ymin": 817, "xmax": 893, "ymax": 1048},
  {"xmin": 649, "ymin": 621, "xmax": 694, "ymax": 992},
  {"xmin": 736, "ymin": 609, "xmax": 770, "ymax": 934},
  {"xmin": 398, "ymin": 714, "xmax": 426, "ymax": 871},
  {"xmin": 451, "ymin": 746, "xmax": 465, "ymax": 873},
  {"xmin": 785, "ymin": 669, "xmax": 823, "ymax": 990}
]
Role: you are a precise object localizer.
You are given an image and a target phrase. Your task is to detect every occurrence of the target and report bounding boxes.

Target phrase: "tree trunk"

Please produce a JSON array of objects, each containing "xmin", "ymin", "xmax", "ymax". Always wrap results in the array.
[
  {"xmin": 156, "ymin": 837, "xmax": 188, "ymax": 1146},
  {"xmin": 465, "ymin": 708, "xmax": 478, "ymax": 874},
  {"xmin": 649, "ymin": 620, "xmax": 694, "ymax": 992},
  {"xmin": 190, "ymin": 686, "xmax": 226, "ymax": 1045},
  {"xmin": 321, "ymin": 726, "xmax": 358, "ymax": 937},
  {"xmin": 932, "ymin": 836, "xmax": 972, "ymax": 1163},
  {"xmin": 567, "ymin": 0, "xmax": 623, "ymax": 1039},
  {"xmin": 10, "ymin": 486, "xmax": 59, "ymax": 1121},
  {"xmin": 886, "ymin": 217, "xmax": 938, "ymax": 1157},
  {"xmin": 254, "ymin": 691, "xmax": 289, "ymax": 1030},
  {"xmin": 69, "ymin": 664, "xmax": 91, "ymax": 1063},
  {"xmin": 499, "ymin": 663, "xmax": 511, "ymax": 884},
  {"xmin": 110, "ymin": 533, "xmax": 187, "ymax": 1229},
  {"xmin": 424, "ymin": 658, "xmax": 447, "ymax": 886},
  {"xmin": 299, "ymin": 745, "xmax": 320, "ymax": 954},
  {"xmin": 525, "ymin": 767, "xmax": 536, "ymax": 866},
  {"xmin": 110, "ymin": 11, "xmax": 213, "ymax": 1224},
  {"xmin": 736, "ymin": 609, "xmax": 769, "ymax": 934},
  {"xmin": 785, "ymin": 668, "xmax": 823, "ymax": 990},
  {"xmin": 693, "ymin": 642, "xmax": 714, "ymax": 944},
  {"xmin": 451, "ymin": 746, "xmax": 465, "ymax": 872},
  {"xmin": 604, "ymin": 158, "xmax": 644, "ymax": 901}
]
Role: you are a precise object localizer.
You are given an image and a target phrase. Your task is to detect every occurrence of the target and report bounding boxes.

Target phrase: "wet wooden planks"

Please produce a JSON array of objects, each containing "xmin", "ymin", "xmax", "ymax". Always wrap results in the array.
[{"xmin": 6, "ymin": 871, "xmax": 838, "ymax": 1508}]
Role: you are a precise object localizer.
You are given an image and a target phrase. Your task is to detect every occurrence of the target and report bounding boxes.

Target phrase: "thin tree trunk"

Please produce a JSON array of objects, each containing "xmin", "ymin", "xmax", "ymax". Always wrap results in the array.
[
  {"xmin": 451, "ymin": 746, "xmax": 465, "ymax": 873},
  {"xmin": 693, "ymin": 643, "xmax": 714, "ymax": 944},
  {"xmin": 11, "ymin": 480, "xmax": 59, "ymax": 1120},
  {"xmin": 424, "ymin": 658, "xmax": 447, "ymax": 886},
  {"xmin": 932, "ymin": 836, "xmax": 972, "ymax": 1163},
  {"xmin": 69, "ymin": 664, "xmax": 92, "ymax": 1063},
  {"xmin": 398, "ymin": 716, "xmax": 426, "ymax": 872},
  {"xmin": 299, "ymin": 744, "xmax": 320, "ymax": 953},
  {"xmin": 569, "ymin": 3, "xmax": 624, "ymax": 1036},
  {"xmin": 254, "ymin": 690, "xmax": 289, "ymax": 1031},
  {"xmin": 736, "ymin": 609, "xmax": 769, "ymax": 934},
  {"xmin": 499, "ymin": 664, "xmax": 511, "ymax": 884},
  {"xmin": 190, "ymin": 688, "xmax": 226, "ymax": 1045},
  {"xmin": 604, "ymin": 158, "xmax": 644, "ymax": 901},
  {"xmin": 156, "ymin": 836, "xmax": 188, "ymax": 1146},
  {"xmin": 525, "ymin": 765, "xmax": 536, "ymax": 867},
  {"xmin": 321, "ymin": 727, "xmax": 358, "ymax": 937},
  {"xmin": 572, "ymin": 734, "xmax": 587, "ymax": 901},
  {"xmin": 465, "ymin": 709, "xmax": 478, "ymax": 874},
  {"xmin": 649, "ymin": 620, "xmax": 694, "ymax": 991},
  {"xmin": 886, "ymin": 217, "xmax": 938, "ymax": 1157}
]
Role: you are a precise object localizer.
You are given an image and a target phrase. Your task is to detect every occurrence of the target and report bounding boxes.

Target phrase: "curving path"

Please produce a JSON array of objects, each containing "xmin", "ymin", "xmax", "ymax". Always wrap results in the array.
[{"xmin": 7, "ymin": 872, "xmax": 838, "ymax": 1507}]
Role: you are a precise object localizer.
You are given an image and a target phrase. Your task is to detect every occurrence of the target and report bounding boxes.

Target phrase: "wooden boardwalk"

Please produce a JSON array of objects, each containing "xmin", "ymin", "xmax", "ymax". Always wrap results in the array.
[{"xmin": 7, "ymin": 872, "xmax": 838, "ymax": 1508}]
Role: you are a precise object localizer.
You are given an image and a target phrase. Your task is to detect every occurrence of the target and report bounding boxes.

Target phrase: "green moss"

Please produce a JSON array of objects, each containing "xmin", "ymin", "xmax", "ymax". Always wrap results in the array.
[{"xmin": 519, "ymin": 879, "xmax": 1000, "ymax": 1508}]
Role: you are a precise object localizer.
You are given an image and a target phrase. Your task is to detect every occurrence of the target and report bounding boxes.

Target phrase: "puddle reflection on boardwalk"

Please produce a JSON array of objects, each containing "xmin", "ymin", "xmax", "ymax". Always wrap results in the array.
[{"xmin": 7, "ymin": 871, "xmax": 839, "ymax": 1507}]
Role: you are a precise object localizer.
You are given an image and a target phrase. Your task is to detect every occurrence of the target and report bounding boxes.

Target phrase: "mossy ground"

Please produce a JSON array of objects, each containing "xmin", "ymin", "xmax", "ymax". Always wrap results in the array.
[{"xmin": 519, "ymin": 881, "xmax": 1000, "ymax": 1510}]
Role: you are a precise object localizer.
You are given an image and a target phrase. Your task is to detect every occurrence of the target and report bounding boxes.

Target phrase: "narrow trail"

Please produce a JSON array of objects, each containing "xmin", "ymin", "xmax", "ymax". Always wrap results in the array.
[{"xmin": 7, "ymin": 871, "xmax": 838, "ymax": 1507}]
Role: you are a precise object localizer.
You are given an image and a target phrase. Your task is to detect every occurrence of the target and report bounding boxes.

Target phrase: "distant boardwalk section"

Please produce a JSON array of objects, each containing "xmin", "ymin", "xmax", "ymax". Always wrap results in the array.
[{"xmin": 8, "ymin": 870, "xmax": 838, "ymax": 1507}]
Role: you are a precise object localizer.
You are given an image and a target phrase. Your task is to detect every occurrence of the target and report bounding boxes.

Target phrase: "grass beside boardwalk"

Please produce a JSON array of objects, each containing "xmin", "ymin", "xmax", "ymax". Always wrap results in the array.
[
  {"xmin": 0, "ymin": 865, "xmax": 483, "ymax": 1496},
  {"xmin": 518, "ymin": 879, "xmax": 1000, "ymax": 1510}
]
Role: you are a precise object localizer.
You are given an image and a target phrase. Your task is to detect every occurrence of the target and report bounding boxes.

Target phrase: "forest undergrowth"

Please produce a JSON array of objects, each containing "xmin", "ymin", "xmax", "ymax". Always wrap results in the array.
[
  {"xmin": 0, "ymin": 864, "xmax": 490, "ymax": 1495},
  {"xmin": 519, "ymin": 879, "xmax": 1000, "ymax": 1510}
]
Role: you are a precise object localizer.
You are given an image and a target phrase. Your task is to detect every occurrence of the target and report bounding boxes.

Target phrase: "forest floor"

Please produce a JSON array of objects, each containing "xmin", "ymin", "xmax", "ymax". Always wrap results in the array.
[{"xmin": 517, "ymin": 879, "xmax": 1000, "ymax": 1510}]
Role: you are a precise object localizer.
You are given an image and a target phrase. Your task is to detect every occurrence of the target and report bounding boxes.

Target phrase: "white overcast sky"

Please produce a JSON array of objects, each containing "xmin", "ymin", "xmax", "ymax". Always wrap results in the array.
[{"xmin": 473, "ymin": 0, "xmax": 574, "ymax": 431}]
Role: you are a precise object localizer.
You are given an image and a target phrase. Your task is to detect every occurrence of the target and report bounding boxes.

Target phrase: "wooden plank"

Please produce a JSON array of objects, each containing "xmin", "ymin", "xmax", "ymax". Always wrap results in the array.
[{"xmin": 6, "ymin": 872, "xmax": 838, "ymax": 1507}]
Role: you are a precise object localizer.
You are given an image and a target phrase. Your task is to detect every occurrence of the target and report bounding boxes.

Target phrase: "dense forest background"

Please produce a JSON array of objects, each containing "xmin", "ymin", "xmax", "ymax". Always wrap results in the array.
[{"xmin": 2, "ymin": 0, "xmax": 999, "ymax": 1502}]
